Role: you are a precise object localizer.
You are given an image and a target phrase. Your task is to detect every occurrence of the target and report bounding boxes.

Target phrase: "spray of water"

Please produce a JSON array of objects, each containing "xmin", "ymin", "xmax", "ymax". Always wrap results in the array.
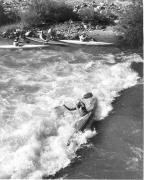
[{"xmin": 0, "ymin": 49, "xmax": 142, "ymax": 179}]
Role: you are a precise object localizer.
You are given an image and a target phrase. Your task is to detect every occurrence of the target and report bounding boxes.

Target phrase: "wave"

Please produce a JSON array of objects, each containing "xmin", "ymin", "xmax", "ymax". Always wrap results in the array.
[{"xmin": 0, "ymin": 50, "xmax": 142, "ymax": 179}]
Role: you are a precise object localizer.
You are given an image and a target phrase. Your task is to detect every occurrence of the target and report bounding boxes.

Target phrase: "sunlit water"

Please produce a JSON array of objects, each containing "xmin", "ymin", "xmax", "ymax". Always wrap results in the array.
[{"xmin": 0, "ymin": 46, "xmax": 142, "ymax": 179}]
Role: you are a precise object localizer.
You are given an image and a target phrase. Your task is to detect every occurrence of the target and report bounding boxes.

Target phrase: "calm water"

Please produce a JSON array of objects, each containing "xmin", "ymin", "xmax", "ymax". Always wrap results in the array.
[{"xmin": 0, "ymin": 44, "xmax": 143, "ymax": 179}]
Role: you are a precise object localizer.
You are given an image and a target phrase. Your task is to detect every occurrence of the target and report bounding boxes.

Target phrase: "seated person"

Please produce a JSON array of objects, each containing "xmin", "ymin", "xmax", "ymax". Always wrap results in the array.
[
  {"xmin": 64, "ymin": 92, "xmax": 98, "ymax": 132},
  {"xmin": 64, "ymin": 99, "xmax": 88, "ymax": 117},
  {"xmin": 13, "ymin": 37, "xmax": 19, "ymax": 46},
  {"xmin": 82, "ymin": 92, "xmax": 97, "ymax": 114},
  {"xmin": 18, "ymin": 35, "xmax": 24, "ymax": 46},
  {"xmin": 79, "ymin": 33, "xmax": 87, "ymax": 41},
  {"xmin": 63, "ymin": 92, "xmax": 97, "ymax": 117}
]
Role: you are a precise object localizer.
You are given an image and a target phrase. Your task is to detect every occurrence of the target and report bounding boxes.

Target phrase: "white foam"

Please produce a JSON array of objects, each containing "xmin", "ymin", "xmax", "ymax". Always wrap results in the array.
[{"xmin": 0, "ymin": 51, "xmax": 142, "ymax": 179}]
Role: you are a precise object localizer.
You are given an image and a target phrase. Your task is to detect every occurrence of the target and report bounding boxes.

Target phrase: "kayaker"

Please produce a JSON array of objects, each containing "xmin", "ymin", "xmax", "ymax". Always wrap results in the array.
[
  {"xmin": 82, "ymin": 92, "xmax": 97, "ymax": 114},
  {"xmin": 63, "ymin": 92, "xmax": 96, "ymax": 117},
  {"xmin": 64, "ymin": 99, "xmax": 88, "ymax": 117}
]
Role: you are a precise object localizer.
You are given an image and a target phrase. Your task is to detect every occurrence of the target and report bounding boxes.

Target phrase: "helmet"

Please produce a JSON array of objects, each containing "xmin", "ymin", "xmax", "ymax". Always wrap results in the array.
[{"xmin": 83, "ymin": 92, "xmax": 93, "ymax": 99}]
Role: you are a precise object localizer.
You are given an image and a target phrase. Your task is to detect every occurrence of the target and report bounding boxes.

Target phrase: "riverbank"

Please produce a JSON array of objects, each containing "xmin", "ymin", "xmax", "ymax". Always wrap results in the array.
[{"xmin": 0, "ymin": 26, "xmax": 119, "ymax": 46}]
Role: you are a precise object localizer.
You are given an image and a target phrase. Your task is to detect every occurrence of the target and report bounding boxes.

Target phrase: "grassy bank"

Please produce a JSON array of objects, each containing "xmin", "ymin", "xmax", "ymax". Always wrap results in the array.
[{"xmin": 0, "ymin": 0, "xmax": 143, "ymax": 48}]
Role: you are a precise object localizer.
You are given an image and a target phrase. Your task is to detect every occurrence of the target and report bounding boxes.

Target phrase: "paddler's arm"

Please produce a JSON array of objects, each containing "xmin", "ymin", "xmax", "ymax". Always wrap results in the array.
[{"xmin": 63, "ymin": 104, "xmax": 76, "ymax": 111}]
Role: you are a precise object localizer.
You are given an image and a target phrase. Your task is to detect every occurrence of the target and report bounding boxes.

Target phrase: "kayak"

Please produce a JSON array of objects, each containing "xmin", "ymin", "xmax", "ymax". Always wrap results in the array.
[
  {"xmin": 73, "ymin": 98, "xmax": 97, "ymax": 131},
  {"xmin": 26, "ymin": 37, "xmax": 67, "ymax": 46},
  {"xmin": 74, "ymin": 112, "xmax": 92, "ymax": 131},
  {"xmin": 67, "ymin": 111, "xmax": 93, "ymax": 146},
  {"xmin": 59, "ymin": 40, "xmax": 114, "ymax": 46},
  {"xmin": 27, "ymin": 37, "xmax": 113, "ymax": 46},
  {"xmin": 0, "ymin": 44, "xmax": 50, "ymax": 50}
]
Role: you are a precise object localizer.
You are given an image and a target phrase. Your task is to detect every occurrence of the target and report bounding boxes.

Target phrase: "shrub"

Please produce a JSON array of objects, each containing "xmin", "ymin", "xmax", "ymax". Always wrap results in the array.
[
  {"xmin": 0, "ymin": 1, "xmax": 20, "ymax": 26},
  {"xmin": 78, "ymin": 7, "xmax": 95, "ymax": 23},
  {"xmin": 77, "ymin": 4, "xmax": 118, "ymax": 26},
  {"xmin": 115, "ymin": 1, "xmax": 143, "ymax": 47},
  {"xmin": 0, "ymin": 1, "xmax": 8, "ymax": 26},
  {"xmin": 0, "ymin": 22, "xmax": 25, "ymax": 33},
  {"xmin": 53, "ymin": 21, "xmax": 83, "ymax": 40},
  {"xmin": 21, "ymin": 0, "xmax": 78, "ymax": 27}
]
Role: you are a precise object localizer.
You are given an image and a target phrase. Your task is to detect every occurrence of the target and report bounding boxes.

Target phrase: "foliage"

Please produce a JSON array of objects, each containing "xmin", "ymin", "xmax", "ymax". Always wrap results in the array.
[
  {"xmin": 78, "ymin": 7, "xmax": 94, "ymax": 22},
  {"xmin": 20, "ymin": 0, "xmax": 78, "ymax": 27},
  {"xmin": 0, "ymin": 1, "xmax": 8, "ymax": 26},
  {"xmin": 53, "ymin": 21, "xmax": 83, "ymax": 40},
  {"xmin": 0, "ymin": 0, "xmax": 20, "ymax": 27},
  {"xmin": 115, "ymin": 1, "xmax": 143, "ymax": 47},
  {"xmin": 0, "ymin": 22, "xmax": 24, "ymax": 33},
  {"xmin": 77, "ymin": 4, "xmax": 118, "ymax": 26}
]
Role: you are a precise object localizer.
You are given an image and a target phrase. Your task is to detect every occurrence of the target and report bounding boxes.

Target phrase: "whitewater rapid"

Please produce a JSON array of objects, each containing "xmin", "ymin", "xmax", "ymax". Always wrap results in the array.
[{"xmin": 0, "ymin": 48, "xmax": 142, "ymax": 179}]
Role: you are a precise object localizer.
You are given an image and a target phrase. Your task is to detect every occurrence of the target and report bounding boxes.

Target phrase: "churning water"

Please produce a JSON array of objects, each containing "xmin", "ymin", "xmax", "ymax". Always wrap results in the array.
[{"xmin": 0, "ymin": 45, "xmax": 142, "ymax": 179}]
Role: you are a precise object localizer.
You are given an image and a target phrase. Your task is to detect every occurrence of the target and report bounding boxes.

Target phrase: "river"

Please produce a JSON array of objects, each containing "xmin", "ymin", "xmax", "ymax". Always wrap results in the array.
[{"xmin": 0, "ymin": 43, "xmax": 143, "ymax": 179}]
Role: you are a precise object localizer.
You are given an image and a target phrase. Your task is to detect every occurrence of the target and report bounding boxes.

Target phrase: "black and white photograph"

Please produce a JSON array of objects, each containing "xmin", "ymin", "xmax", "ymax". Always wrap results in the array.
[{"xmin": 0, "ymin": 0, "xmax": 143, "ymax": 179}]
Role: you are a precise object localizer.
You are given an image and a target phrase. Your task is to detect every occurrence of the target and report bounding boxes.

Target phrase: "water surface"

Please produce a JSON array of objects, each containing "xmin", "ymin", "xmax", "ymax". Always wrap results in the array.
[{"xmin": 0, "ymin": 44, "xmax": 142, "ymax": 179}]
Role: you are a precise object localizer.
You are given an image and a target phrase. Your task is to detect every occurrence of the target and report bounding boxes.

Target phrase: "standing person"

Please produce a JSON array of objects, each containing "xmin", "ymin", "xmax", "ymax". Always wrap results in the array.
[
  {"xmin": 13, "ymin": 29, "xmax": 24, "ymax": 46},
  {"xmin": 13, "ymin": 29, "xmax": 21, "ymax": 46},
  {"xmin": 47, "ymin": 27, "xmax": 56, "ymax": 40},
  {"xmin": 38, "ymin": 31, "xmax": 47, "ymax": 41},
  {"xmin": 47, "ymin": 28, "xmax": 52, "ymax": 40}
]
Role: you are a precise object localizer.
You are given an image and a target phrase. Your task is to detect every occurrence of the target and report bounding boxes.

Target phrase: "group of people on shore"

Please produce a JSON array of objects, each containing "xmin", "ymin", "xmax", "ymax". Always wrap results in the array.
[
  {"xmin": 12, "ymin": 28, "xmax": 56, "ymax": 46},
  {"xmin": 12, "ymin": 27, "xmax": 89, "ymax": 46}
]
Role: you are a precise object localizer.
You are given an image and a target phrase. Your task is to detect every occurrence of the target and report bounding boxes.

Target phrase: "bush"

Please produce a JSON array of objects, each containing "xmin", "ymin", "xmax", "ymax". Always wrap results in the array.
[
  {"xmin": 78, "ymin": 7, "xmax": 95, "ymax": 23},
  {"xmin": 77, "ymin": 4, "xmax": 118, "ymax": 26},
  {"xmin": 53, "ymin": 21, "xmax": 83, "ymax": 40},
  {"xmin": 0, "ymin": 1, "xmax": 8, "ymax": 26},
  {"xmin": 0, "ymin": 1, "xmax": 20, "ymax": 26},
  {"xmin": 115, "ymin": 1, "xmax": 143, "ymax": 47},
  {"xmin": 21, "ymin": 0, "xmax": 78, "ymax": 27}
]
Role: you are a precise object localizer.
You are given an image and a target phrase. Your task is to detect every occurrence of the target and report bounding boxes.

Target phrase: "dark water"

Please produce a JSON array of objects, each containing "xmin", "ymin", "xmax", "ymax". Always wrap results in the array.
[
  {"xmin": 54, "ymin": 85, "xmax": 143, "ymax": 179},
  {"xmin": 0, "ymin": 43, "xmax": 143, "ymax": 179}
]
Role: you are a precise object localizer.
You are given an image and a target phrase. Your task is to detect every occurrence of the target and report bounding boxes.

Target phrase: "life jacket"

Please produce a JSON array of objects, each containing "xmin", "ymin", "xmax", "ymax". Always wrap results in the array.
[{"xmin": 76, "ymin": 101, "xmax": 88, "ymax": 117}]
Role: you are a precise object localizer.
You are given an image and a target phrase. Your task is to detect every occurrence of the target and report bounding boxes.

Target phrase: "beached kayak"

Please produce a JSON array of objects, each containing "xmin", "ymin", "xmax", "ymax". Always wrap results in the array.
[
  {"xmin": 27, "ymin": 37, "xmax": 113, "ymax": 46},
  {"xmin": 0, "ymin": 44, "xmax": 50, "ymax": 50},
  {"xmin": 60, "ymin": 40, "xmax": 114, "ymax": 45}
]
